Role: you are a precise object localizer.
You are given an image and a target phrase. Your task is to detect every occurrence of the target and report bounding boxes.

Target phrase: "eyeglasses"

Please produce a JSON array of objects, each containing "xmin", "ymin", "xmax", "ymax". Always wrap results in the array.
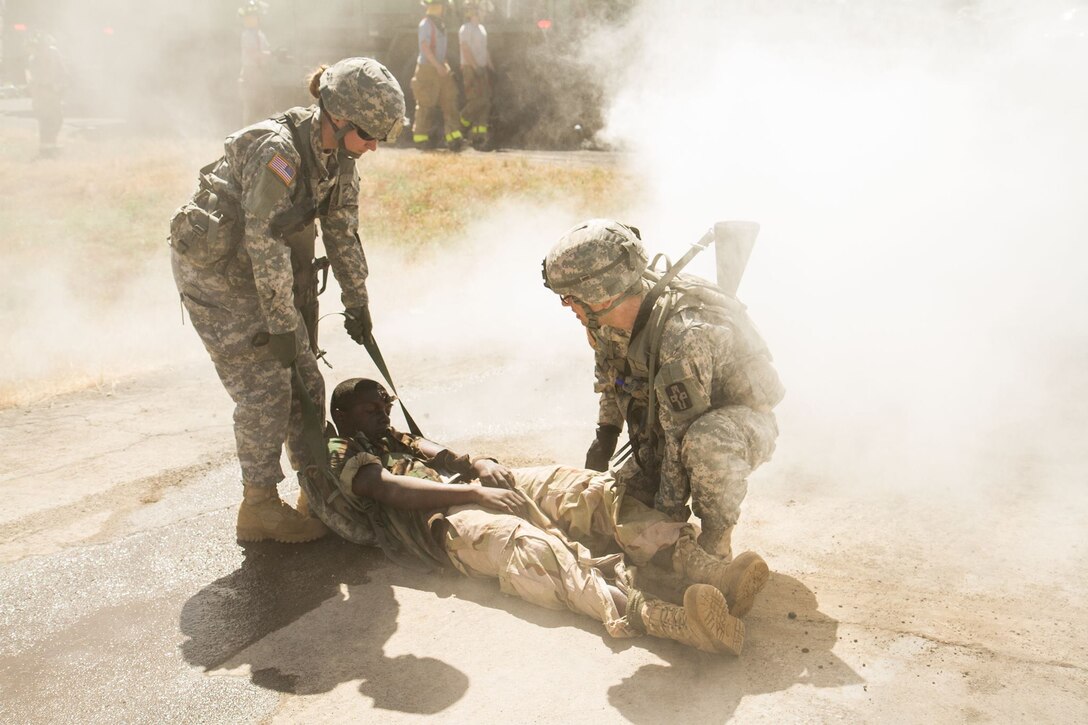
[
  {"xmin": 560, "ymin": 294, "xmax": 576, "ymax": 306},
  {"xmin": 359, "ymin": 392, "xmax": 395, "ymax": 414}
]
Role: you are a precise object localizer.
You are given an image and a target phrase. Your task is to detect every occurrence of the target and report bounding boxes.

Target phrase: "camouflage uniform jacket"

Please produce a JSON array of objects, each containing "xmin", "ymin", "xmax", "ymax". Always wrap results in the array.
[
  {"xmin": 176, "ymin": 105, "xmax": 369, "ymax": 336},
  {"xmin": 593, "ymin": 272, "xmax": 785, "ymax": 517},
  {"xmin": 326, "ymin": 428, "xmax": 463, "ymax": 571}
]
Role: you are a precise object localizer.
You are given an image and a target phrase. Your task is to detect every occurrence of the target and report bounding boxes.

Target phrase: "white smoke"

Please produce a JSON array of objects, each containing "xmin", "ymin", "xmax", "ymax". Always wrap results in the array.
[
  {"xmin": 582, "ymin": 0, "xmax": 1088, "ymax": 499},
  {"xmin": 4, "ymin": 0, "xmax": 1085, "ymax": 503},
  {"xmin": 322, "ymin": 200, "xmax": 602, "ymax": 462}
]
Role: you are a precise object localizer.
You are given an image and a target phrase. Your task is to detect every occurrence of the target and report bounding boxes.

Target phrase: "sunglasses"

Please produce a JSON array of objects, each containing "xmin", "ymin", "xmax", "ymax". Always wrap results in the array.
[
  {"xmin": 348, "ymin": 115, "xmax": 406, "ymax": 144},
  {"xmin": 350, "ymin": 122, "xmax": 377, "ymax": 142}
]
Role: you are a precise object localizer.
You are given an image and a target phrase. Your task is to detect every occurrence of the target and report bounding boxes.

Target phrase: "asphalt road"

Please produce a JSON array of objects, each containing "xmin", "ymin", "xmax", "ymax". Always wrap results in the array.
[
  {"xmin": 0, "ymin": 95, "xmax": 1084, "ymax": 721},
  {"xmin": 0, "ymin": 358, "xmax": 1084, "ymax": 724}
]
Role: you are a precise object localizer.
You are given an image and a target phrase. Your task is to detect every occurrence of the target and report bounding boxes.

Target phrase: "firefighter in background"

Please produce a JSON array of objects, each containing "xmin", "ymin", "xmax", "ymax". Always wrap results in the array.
[
  {"xmin": 458, "ymin": 0, "xmax": 494, "ymax": 150},
  {"xmin": 238, "ymin": 0, "xmax": 274, "ymax": 125},
  {"xmin": 410, "ymin": 0, "xmax": 464, "ymax": 151},
  {"xmin": 26, "ymin": 32, "xmax": 67, "ymax": 159}
]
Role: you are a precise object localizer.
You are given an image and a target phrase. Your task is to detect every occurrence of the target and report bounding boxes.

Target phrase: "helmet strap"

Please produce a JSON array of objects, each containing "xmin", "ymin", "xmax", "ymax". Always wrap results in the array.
[
  {"xmin": 580, "ymin": 281, "xmax": 644, "ymax": 333},
  {"xmin": 335, "ymin": 121, "xmax": 362, "ymax": 160},
  {"xmin": 321, "ymin": 102, "xmax": 363, "ymax": 160}
]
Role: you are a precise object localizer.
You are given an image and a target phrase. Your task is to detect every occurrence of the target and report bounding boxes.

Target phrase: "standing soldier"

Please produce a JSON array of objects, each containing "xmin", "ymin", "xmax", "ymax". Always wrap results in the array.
[
  {"xmin": 169, "ymin": 57, "xmax": 407, "ymax": 543},
  {"xmin": 458, "ymin": 0, "xmax": 493, "ymax": 150},
  {"xmin": 237, "ymin": 0, "xmax": 274, "ymax": 125},
  {"xmin": 410, "ymin": 0, "xmax": 464, "ymax": 151},
  {"xmin": 542, "ymin": 220, "xmax": 785, "ymax": 560},
  {"xmin": 25, "ymin": 32, "xmax": 67, "ymax": 159}
]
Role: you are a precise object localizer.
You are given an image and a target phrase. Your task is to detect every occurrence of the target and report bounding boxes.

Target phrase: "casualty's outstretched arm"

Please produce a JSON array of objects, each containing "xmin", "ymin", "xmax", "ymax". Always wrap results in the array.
[{"xmin": 352, "ymin": 463, "xmax": 528, "ymax": 516}]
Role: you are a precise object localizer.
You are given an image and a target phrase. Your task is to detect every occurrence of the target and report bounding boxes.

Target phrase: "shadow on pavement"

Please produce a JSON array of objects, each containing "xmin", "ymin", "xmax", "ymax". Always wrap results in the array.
[
  {"xmin": 608, "ymin": 573, "xmax": 863, "ymax": 722},
  {"xmin": 179, "ymin": 536, "xmax": 469, "ymax": 714}
]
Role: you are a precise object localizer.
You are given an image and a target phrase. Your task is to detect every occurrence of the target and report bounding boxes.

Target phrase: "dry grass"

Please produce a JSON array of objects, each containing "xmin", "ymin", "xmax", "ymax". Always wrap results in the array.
[
  {"xmin": 357, "ymin": 150, "xmax": 633, "ymax": 253},
  {"xmin": 0, "ymin": 126, "xmax": 633, "ymax": 407},
  {"xmin": 0, "ymin": 127, "xmax": 219, "ymax": 304},
  {"xmin": 0, "ymin": 128, "xmax": 634, "ymax": 304}
]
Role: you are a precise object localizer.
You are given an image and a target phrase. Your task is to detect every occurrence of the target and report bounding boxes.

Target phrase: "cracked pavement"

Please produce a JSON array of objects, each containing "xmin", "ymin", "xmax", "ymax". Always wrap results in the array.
[{"xmin": 0, "ymin": 352, "xmax": 1084, "ymax": 724}]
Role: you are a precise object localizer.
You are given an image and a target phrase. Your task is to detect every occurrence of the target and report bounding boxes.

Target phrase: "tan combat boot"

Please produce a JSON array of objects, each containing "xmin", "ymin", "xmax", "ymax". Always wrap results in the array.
[
  {"xmin": 698, "ymin": 525, "xmax": 733, "ymax": 561},
  {"xmin": 236, "ymin": 484, "xmax": 328, "ymax": 543},
  {"xmin": 629, "ymin": 584, "xmax": 745, "ymax": 655},
  {"xmin": 673, "ymin": 535, "xmax": 769, "ymax": 618}
]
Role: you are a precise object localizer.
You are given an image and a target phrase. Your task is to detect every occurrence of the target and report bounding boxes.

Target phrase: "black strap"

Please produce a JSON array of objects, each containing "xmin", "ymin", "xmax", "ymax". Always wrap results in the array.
[
  {"xmin": 361, "ymin": 333, "xmax": 424, "ymax": 437},
  {"xmin": 610, "ymin": 438, "xmax": 633, "ymax": 469}
]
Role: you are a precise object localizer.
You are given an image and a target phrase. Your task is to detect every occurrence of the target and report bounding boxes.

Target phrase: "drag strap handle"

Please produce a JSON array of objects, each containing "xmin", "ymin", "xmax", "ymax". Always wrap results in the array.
[{"xmin": 361, "ymin": 333, "xmax": 424, "ymax": 437}]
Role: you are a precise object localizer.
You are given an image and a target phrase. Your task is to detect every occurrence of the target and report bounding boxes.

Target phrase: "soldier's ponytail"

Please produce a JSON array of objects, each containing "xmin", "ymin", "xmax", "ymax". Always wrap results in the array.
[{"xmin": 308, "ymin": 65, "xmax": 329, "ymax": 98}]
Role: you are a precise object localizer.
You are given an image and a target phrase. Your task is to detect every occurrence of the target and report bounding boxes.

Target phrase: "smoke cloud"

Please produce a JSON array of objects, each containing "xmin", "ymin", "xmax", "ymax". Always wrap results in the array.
[
  {"xmin": 575, "ymin": 0, "xmax": 1088, "ymax": 502},
  {"xmin": 3, "ymin": 0, "xmax": 1085, "ymax": 508}
]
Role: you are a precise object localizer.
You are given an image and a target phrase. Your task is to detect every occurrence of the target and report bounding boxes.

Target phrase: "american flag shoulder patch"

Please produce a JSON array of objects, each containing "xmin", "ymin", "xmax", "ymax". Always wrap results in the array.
[{"xmin": 266, "ymin": 153, "xmax": 296, "ymax": 186}]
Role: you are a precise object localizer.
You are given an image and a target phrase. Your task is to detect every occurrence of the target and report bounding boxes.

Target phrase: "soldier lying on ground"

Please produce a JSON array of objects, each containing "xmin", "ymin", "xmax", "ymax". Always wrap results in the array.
[{"xmin": 301, "ymin": 377, "xmax": 771, "ymax": 655}]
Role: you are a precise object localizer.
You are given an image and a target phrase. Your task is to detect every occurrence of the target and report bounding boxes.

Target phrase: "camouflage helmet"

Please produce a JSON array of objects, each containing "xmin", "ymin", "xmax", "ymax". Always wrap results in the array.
[
  {"xmin": 543, "ymin": 219, "xmax": 648, "ymax": 306},
  {"xmin": 319, "ymin": 57, "xmax": 407, "ymax": 143}
]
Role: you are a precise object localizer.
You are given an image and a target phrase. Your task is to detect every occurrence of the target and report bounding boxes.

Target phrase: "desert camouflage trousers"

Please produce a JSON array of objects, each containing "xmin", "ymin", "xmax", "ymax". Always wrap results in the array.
[
  {"xmin": 442, "ymin": 465, "xmax": 692, "ymax": 638},
  {"xmin": 171, "ymin": 250, "xmax": 325, "ymax": 489},
  {"xmin": 619, "ymin": 406, "xmax": 779, "ymax": 532}
]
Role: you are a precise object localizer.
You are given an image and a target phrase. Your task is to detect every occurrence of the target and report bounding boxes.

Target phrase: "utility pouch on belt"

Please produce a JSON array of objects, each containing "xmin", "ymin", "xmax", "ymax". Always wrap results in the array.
[{"xmin": 169, "ymin": 161, "xmax": 242, "ymax": 270}]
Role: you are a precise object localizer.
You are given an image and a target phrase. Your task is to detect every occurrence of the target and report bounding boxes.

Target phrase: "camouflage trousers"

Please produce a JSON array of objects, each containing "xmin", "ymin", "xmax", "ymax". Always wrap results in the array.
[
  {"xmin": 171, "ymin": 250, "xmax": 325, "ymax": 489},
  {"xmin": 442, "ymin": 465, "xmax": 693, "ymax": 638},
  {"xmin": 410, "ymin": 63, "xmax": 461, "ymax": 140},
  {"xmin": 619, "ymin": 406, "xmax": 779, "ymax": 532}
]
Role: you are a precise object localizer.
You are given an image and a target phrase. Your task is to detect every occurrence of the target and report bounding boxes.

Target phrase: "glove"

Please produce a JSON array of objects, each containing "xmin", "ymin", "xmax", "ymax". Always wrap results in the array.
[
  {"xmin": 343, "ymin": 305, "xmax": 372, "ymax": 344},
  {"xmin": 253, "ymin": 330, "xmax": 298, "ymax": 368},
  {"xmin": 585, "ymin": 424, "xmax": 621, "ymax": 471}
]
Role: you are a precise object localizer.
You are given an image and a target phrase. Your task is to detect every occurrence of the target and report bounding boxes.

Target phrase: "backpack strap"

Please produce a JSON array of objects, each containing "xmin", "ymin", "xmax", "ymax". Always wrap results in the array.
[{"xmin": 629, "ymin": 227, "xmax": 715, "ymax": 344}]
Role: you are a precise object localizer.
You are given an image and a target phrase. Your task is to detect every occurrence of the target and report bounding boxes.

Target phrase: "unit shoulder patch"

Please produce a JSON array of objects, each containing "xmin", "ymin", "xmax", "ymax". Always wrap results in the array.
[
  {"xmin": 266, "ymin": 153, "xmax": 296, "ymax": 186},
  {"xmin": 665, "ymin": 382, "xmax": 693, "ymax": 412}
]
